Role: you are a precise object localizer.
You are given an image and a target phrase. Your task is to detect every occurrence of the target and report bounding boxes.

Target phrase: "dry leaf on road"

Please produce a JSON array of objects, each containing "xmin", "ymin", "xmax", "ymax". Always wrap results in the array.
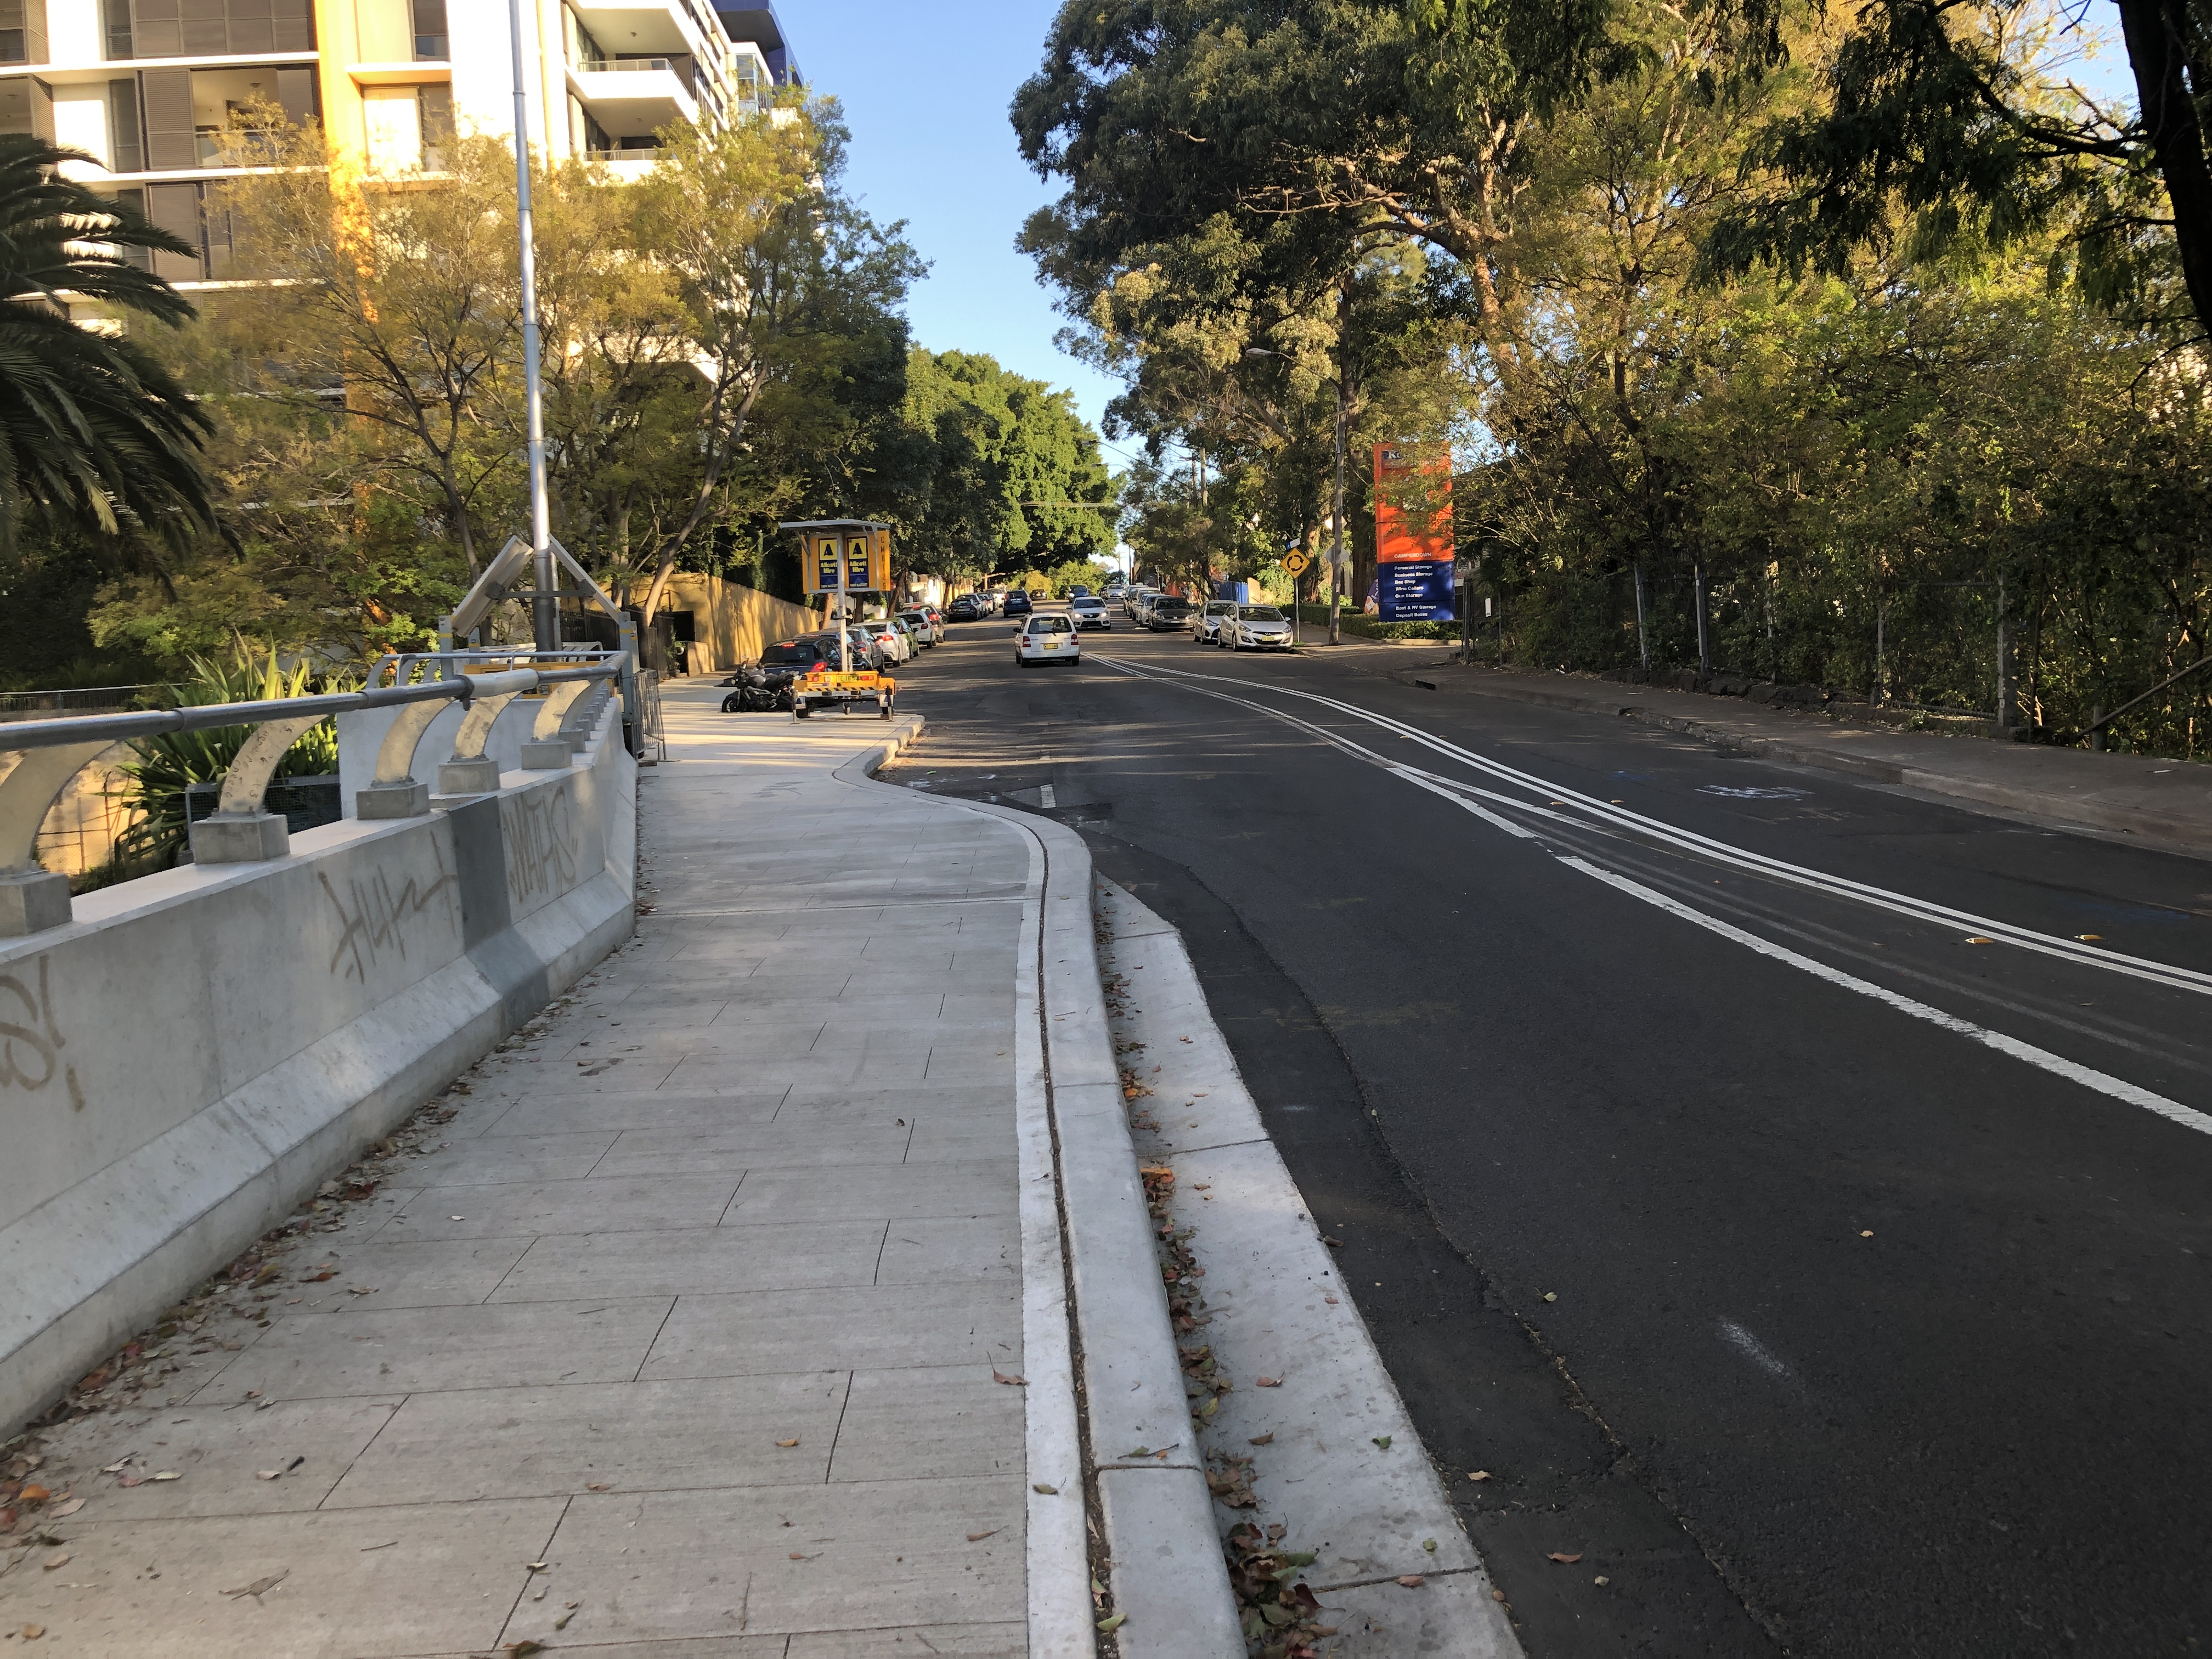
[
  {"xmin": 1547, "ymin": 1551, "xmax": 1583, "ymax": 1565},
  {"xmin": 1255, "ymin": 1376, "xmax": 1281, "ymax": 1388},
  {"xmin": 222, "ymin": 1570, "xmax": 289, "ymax": 1599},
  {"xmin": 992, "ymin": 1370, "xmax": 1028, "ymax": 1387},
  {"xmin": 1397, "ymin": 1575, "xmax": 1425, "ymax": 1588},
  {"xmin": 775, "ymin": 1439, "xmax": 799, "ymax": 1448},
  {"xmin": 1247, "ymin": 1433, "xmax": 1273, "ymax": 1447},
  {"xmin": 967, "ymin": 1528, "xmax": 1001, "ymax": 1542}
]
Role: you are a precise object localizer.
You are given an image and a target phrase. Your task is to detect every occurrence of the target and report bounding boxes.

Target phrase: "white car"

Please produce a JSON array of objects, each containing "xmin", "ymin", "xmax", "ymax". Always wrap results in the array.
[
  {"xmin": 1014, "ymin": 614, "xmax": 1080, "ymax": 667},
  {"xmin": 1069, "ymin": 596, "xmax": 1111, "ymax": 630},
  {"xmin": 898, "ymin": 608, "xmax": 940, "ymax": 647},
  {"xmin": 1226, "ymin": 604, "xmax": 1293, "ymax": 650},
  {"xmin": 1194, "ymin": 600, "xmax": 1236, "ymax": 645},
  {"xmin": 1124, "ymin": 586, "xmax": 1154, "ymax": 619},
  {"xmin": 853, "ymin": 617, "xmax": 907, "ymax": 663}
]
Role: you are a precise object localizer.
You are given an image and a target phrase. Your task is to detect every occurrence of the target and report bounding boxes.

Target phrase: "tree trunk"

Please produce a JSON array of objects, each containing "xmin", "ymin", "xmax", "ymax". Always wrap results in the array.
[{"xmin": 2118, "ymin": 0, "xmax": 2212, "ymax": 334}]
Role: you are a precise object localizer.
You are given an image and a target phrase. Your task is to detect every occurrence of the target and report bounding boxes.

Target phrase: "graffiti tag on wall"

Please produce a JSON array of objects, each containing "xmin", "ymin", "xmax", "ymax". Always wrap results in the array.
[
  {"xmin": 1, "ymin": 954, "xmax": 87, "ymax": 1111},
  {"xmin": 504, "ymin": 783, "xmax": 581, "ymax": 907},
  {"xmin": 322, "ymin": 842, "xmax": 458, "ymax": 982}
]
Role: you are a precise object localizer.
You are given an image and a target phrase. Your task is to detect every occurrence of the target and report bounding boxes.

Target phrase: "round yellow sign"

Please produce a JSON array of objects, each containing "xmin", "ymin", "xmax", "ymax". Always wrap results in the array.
[{"xmin": 1281, "ymin": 550, "xmax": 1312, "ymax": 575}]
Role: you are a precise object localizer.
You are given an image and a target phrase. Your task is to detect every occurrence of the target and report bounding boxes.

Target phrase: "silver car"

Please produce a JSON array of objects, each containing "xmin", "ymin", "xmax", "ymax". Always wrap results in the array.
[
  {"xmin": 1194, "ymin": 600, "xmax": 1237, "ymax": 645},
  {"xmin": 1225, "ymin": 604, "xmax": 1293, "ymax": 651}
]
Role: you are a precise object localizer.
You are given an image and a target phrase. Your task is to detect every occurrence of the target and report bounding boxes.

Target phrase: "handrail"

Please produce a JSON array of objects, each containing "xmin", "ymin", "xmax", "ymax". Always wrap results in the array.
[{"xmin": 1, "ymin": 655, "xmax": 629, "ymax": 939}]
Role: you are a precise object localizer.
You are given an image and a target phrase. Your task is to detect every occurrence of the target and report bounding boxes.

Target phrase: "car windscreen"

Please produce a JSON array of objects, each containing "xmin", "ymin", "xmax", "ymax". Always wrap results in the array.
[
  {"xmin": 1070, "ymin": 598, "xmax": 1103, "ymax": 610},
  {"xmin": 1153, "ymin": 599, "xmax": 1192, "ymax": 613},
  {"xmin": 1240, "ymin": 606, "xmax": 1283, "ymax": 620},
  {"xmin": 1205, "ymin": 602, "xmax": 1235, "ymax": 614},
  {"xmin": 1025, "ymin": 617, "xmax": 1074, "ymax": 634}
]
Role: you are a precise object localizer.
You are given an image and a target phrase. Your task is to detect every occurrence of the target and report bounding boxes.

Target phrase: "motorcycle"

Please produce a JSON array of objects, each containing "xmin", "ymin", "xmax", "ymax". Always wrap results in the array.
[{"xmin": 718, "ymin": 663, "xmax": 795, "ymax": 713}]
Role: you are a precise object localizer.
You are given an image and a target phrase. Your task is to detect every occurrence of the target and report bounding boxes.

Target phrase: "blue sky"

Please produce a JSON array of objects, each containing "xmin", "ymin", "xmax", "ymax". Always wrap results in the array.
[{"xmin": 793, "ymin": 0, "xmax": 1138, "ymax": 464}]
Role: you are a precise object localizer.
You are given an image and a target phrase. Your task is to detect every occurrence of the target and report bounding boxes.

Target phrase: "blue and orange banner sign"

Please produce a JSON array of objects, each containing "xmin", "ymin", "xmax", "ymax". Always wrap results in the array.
[
  {"xmin": 1374, "ymin": 444, "xmax": 1454, "ymax": 620},
  {"xmin": 805, "ymin": 528, "xmax": 891, "ymax": 593}
]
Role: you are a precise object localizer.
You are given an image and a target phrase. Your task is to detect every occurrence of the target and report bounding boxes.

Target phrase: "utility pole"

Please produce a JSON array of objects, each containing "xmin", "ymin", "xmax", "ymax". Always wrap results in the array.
[
  {"xmin": 1693, "ymin": 561, "xmax": 1711, "ymax": 679},
  {"xmin": 1633, "ymin": 560, "xmax": 1651, "ymax": 672},
  {"xmin": 508, "ymin": 0, "xmax": 554, "ymax": 652},
  {"xmin": 1329, "ymin": 360, "xmax": 1347, "ymax": 646}
]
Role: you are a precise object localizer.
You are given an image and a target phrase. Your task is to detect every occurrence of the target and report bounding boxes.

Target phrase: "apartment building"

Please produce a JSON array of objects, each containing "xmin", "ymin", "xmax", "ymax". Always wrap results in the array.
[{"xmin": 0, "ymin": 0, "xmax": 799, "ymax": 284}]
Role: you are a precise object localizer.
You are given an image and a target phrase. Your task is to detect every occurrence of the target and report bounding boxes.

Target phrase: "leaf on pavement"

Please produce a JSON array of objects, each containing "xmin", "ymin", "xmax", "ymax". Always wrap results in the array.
[
  {"xmin": 992, "ymin": 1370, "xmax": 1028, "ymax": 1387},
  {"xmin": 49, "ymin": 1500, "xmax": 82, "ymax": 1519},
  {"xmin": 1032, "ymin": 1483, "xmax": 1058, "ymax": 1494},
  {"xmin": 1096, "ymin": 1612, "xmax": 1127, "ymax": 1633},
  {"xmin": 1468, "ymin": 1470, "xmax": 1492, "ymax": 1481},
  {"xmin": 967, "ymin": 1528, "xmax": 1001, "ymax": 1542},
  {"xmin": 1547, "ymin": 1551, "xmax": 1583, "ymax": 1564},
  {"xmin": 41, "ymin": 1554, "xmax": 68, "ymax": 1571},
  {"xmin": 775, "ymin": 1439, "xmax": 799, "ymax": 1448},
  {"xmin": 1248, "ymin": 1433, "xmax": 1273, "ymax": 1446},
  {"xmin": 222, "ymin": 1570, "xmax": 289, "ymax": 1599},
  {"xmin": 1372, "ymin": 1436, "xmax": 1392, "ymax": 1450},
  {"xmin": 150, "ymin": 1471, "xmax": 180, "ymax": 1481},
  {"xmin": 1396, "ymin": 1575, "xmax": 1425, "ymax": 1588},
  {"xmin": 1255, "ymin": 1376, "xmax": 1281, "ymax": 1388}
]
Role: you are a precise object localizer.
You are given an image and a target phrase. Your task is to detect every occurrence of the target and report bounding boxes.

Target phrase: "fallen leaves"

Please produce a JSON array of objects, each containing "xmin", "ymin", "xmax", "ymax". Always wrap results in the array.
[
  {"xmin": 49, "ymin": 1499, "xmax": 82, "ymax": 1519},
  {"xmin": 150, "ymin": 1471, "xmax": 180, "ymax": 1482},
  {"xmin": 222, "ymin": 1570, "xmax": 289, "ymax": 1600},
  {"xmin": 1542, "ymin": 1291, "xmax": 1558, "ymax": 1303},
  {"xmin": 1371, "ymin": 1436, "xmax": 1392, "ymax": 1451},
  {"xmin": 18, "ymin": 1626, "xmax": 43, "ymax": 1641},
  {"xmin": 1963, "ymin": 935, "xmax": 1994, "ymax": 945},
  {"xmin": 774, "ymin": 1439, "xmax": 800, "ymax": 1449},
  {"xmin": 1032, "ymin": 1483, "xmax": 1058, "ymax": 1495},
  {"xmin": 1247, "ymin": 1433, "xmax": 1273, "ymax": 1447},
  {"xmin": 1468, "ymin": 1469, "xmax": 1492, "ymax": 1482},
  {"xmin": 966, "ymin": 1528, "xmax": 1001, "ymax": 1542},
  {"xmin": 41, "ymin": 1554, "xmax": 68, "ymax": 1571},
  {"xmin": 991, "ymin": 1370, "xmax": 1028, "ymax": 1387},
  {"xmin": 1397, "ymin": 1575, "xmax": 1425, "ymax": 1589},
  {"xmin": 1096, "ymin": 1611, "xmax": 1127, "ymax": 1633},
  {"xmin": 1255, "ymin": 1375, "xmax": 1282, "ymax": 1389},
  {"xmin": 1547, "ymin": 1551, "xmax": 1584, "ymax": 1565}
]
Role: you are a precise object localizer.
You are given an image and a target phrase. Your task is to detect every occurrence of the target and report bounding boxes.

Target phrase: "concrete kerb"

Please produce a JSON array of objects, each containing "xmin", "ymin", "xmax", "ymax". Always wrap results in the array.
[
  {"xmin": 830, "ymin": 744, "xmax": 1243, "ymax": 1658},
  {"xmin": 1376, "ymin": 661, "xmax": 2212, "ymax": 853}
]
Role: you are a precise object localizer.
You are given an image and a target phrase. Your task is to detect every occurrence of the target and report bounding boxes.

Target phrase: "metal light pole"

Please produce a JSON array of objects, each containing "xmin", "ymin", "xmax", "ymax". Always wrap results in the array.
[
  {"xmin": 1329, "ymin": 375, "xmax": 1346, "ymax": 646},
  {"xmin": 508, "ymin": 0, "xmax": 555, "ymax": 651}
]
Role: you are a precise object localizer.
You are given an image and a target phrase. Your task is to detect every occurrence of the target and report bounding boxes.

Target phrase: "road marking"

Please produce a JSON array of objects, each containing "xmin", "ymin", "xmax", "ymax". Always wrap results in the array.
[
  {"xmin": 1560, "ymin": 855, "xmax": 2212, "ymax": 1138},
  {"xmin": 1091, "ymin": 654, "xmax": 2212, "ymax": 1137},
  {"xmin": 1098, "ymin": 657, "xmax": 2212, "ymax": 998},
  {"xmin": 1717, "ymin": 1320, "xmax": 1795, "ymax": 1381},
  {"xmin": 1040, "ymin": 783, "xmax": 1057, "ymax": 808}
]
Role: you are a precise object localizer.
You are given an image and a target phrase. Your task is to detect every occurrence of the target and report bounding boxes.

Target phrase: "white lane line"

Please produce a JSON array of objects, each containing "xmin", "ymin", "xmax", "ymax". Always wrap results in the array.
[
  {"xmin": 1105, "ymin": 657, "xmax": 2212, "ymax": 998},
  {"xmin": 1094, "ymin": 653, "xmax": 2212, "ymax": 1137},
  {"xmin": 1559, "ymin": 854, "xmax": 2212, "ymax": 1138}
]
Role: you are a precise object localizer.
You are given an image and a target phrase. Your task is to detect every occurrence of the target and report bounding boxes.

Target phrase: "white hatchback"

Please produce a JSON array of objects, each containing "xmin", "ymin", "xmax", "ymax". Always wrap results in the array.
[
  {"xmin": 1015, "ymin": 615, "xmax": 1080, "ymax": 667},
  {"xmin": 1226, "ymin": 604, "xmax": 1294, "ymax": 650}
]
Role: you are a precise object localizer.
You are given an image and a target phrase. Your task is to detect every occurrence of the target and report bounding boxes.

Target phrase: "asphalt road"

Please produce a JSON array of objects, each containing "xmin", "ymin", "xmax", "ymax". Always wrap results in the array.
[{"xmin": 868, "ymin": 607, "xmax": 2212, "ymax": 1657}]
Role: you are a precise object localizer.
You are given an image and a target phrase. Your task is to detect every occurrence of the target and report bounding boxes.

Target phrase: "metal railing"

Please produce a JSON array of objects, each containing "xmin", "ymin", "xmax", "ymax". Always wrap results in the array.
[
  {"xmin": 0, "ymin": 684, "xmax": 165, "ymax": 722},
  {"xmin": 0, "ymin": 652, "xmax": 626, "ymax": 939}
]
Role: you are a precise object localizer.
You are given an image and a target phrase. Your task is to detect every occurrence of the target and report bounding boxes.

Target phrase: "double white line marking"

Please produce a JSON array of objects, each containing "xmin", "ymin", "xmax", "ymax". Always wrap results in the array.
[{"xmin": 1093, "ymin": 655, "xmax": 2212, "ymax": 1137}]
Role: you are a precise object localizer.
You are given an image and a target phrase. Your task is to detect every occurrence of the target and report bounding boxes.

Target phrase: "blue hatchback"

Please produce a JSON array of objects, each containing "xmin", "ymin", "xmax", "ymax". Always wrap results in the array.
[{"xmin": 1004, "ymin": 591, "xmax": 1034, "ymax": 617}]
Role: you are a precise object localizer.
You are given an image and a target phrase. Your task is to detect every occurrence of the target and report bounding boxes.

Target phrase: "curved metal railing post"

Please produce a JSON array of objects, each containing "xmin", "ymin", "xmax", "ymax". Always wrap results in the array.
[
  {"xmin": 0, "ymin": 742, "xmax": 116, "ymax": 935},
  {"xmin": 434, "ymin": 669, "xmax": 540, "ymax": 797}
]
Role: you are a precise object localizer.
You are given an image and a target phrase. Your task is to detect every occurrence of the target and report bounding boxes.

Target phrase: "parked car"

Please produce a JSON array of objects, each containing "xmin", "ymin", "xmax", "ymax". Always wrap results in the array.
[
  {"xmin": 1226, "ymin": 604, "xmax": 1293, "ymax": 651},
  {"xmin": 1069, "ymin": 584, "xmax": 1092, "ymax": 599},
  {"xmin": 1146, "ymin": 595, "xmax": 1194, "ymax": 631},
  {"xmin": 923, "ymin": 605, "xmax": 946, "ymax": 637},
  {"xmin": 1069, "ymin": 595, "xmax": 1111, "ymax": 630},
  {"xmin": 854, "ymin": 619, "xmax": 907, "ymax": 663},
  {"xmin": 811, "ymin": 628, "xmax": 889, "ymax": 671},
  {"xmin": 1015, "ymin": 614, "xmax": 1080, "ymax": 666},
  {"xmin": 946, "ymin": 595, "xmax": 983, "ymax": 622},
  {"xmin": 898, "ymin": 608, "xmax": 939, "ymax": 647},
  {"xmin": 1194, "ymin": 600, "xmax": 1237, "ymax": 645},
  {"xmin": 1124, "ymin": 586, "xmax": 1153, "ymax": 619},
  {"xmin": 1004, "ymin": 591, "xmax": 1034, "ymax": 617}
]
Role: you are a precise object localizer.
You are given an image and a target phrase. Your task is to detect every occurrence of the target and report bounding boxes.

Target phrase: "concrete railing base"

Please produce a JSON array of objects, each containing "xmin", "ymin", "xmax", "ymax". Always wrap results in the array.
[
  {"xmin": 188, "ymin": 811, "xmax": 287, "ymax": 864},
  {"xmin": 518, "ymin": 740, "xmax": 574, "ymax": 769},
  {"xmin": 0, "ymin": 869, "xmax": 71, "ymax": 938},
  {"xmin": 438, "ymin": 757, "xmax": 502, "ymax": 794},
  {"xmin": 357, "ymin": 780, "xmax": 431, "ymax": 819}
]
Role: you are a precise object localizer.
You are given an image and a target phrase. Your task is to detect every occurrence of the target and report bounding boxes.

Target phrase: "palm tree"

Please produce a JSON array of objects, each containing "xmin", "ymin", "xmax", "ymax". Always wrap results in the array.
[{"xmin": 0, "ymin": 133, "xmax": 215, "ymax": 549}]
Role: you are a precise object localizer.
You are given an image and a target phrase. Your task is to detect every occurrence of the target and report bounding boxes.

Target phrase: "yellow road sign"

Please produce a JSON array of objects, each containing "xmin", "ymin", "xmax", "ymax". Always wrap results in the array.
[{"xmin": 1282, "ymin": 550, "xmax": 1312, "ymax": 576}]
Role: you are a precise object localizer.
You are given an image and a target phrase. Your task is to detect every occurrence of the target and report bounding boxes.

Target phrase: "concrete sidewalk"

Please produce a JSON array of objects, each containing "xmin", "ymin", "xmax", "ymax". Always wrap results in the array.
[
  {"xmin": 1341, "ymin": 650, "xmax": 2212, "ymax": 854},
  {"xmin": 0, "ymin": 688, "xmax": 1224, "ymax": 1656}
]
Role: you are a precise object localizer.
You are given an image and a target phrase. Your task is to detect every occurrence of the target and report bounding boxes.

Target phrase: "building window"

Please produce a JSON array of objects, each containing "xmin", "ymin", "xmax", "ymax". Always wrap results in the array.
[
  {"xmin": 0, "ymin": 0, "xmax": 47, "ymax": 66},
  {"xmin": 102, "ymin": 0, "xmax": 132, "ymax": 60},
  {"xmin": 109, "ymin": 79, "xmax": 143, "ymax": 171},
  {"xmin": 124, "ymin": 0, "xmax": 314, "ymax": 60},
  {"xmin": 0, "ymin": 74, "xmax": 52, "ymax": 140},
  {"xmin": 109, "ymin": 190, "xmax": 151, "ymax": 270},
  {"xmin": 419, "ymin": 82, "xmax": 452, "ymax": 169},
  {"xmin": 412, "ymin": 0, "xmax": 447, "ymax": 61}
]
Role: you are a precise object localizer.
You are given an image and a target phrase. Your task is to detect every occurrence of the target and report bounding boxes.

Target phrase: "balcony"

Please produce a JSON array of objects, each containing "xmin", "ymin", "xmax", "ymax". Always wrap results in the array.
[{"xmin": 569, "ymin": 54, "xmax": 697, "ymax": 138}]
